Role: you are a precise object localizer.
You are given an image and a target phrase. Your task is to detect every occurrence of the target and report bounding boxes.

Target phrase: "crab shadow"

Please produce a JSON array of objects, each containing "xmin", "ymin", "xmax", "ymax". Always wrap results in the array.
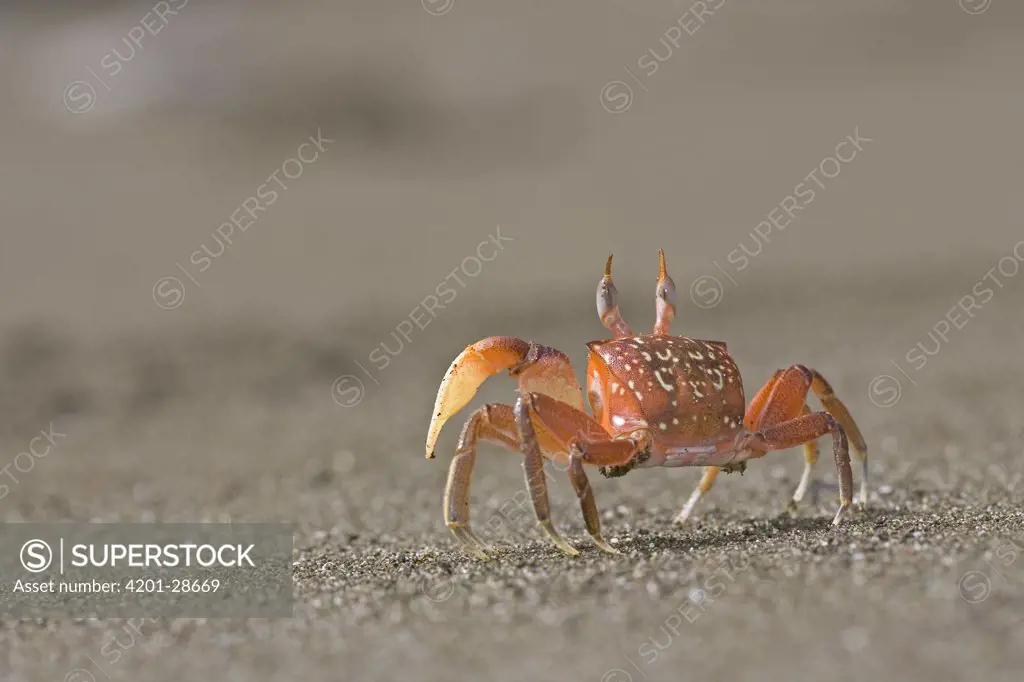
[{"xmin": 513, "ymin": 504, "xmax": 905, "ymax": 560}]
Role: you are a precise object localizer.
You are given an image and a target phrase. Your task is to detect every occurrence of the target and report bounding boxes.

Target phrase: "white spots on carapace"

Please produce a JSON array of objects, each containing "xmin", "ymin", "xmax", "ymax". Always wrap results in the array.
[
  {"xmin": 612, "ymin": 415, "xmax": 626, "ymax": 427},
  {"xmin": 658, "ymin": 422, "xmax": 667, "ymax": 431},
  {"xmin": 592, "ymin": 336, "xmax": 745, "ymax": 425},
  {"xmin": 654, "ymin": 368, "xmax": 675, "ymax": 391},
  {"xmin": 720, "ymin": 415, "xmax": 741, "ymax": 429}
]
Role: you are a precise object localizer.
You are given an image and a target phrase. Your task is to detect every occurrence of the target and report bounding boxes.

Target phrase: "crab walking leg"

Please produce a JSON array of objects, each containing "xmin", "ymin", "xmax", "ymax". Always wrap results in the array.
[
  {"xmin": 747, "ymin": 365, "xmax": 866, "ymax": 514},
  {"xmin": 807, "ymin": 370, "xmax": 869, "ymax": 506},
  {"xmin": 673, "ymin": 467, "xmax": 720, "ymax": 524},
  {"xmin": 743, "ymin": 369, "xmax": 785, "ymax": 430},
  {"xmin": 746, "ymin": 374, "xmax": 821, "ymax": 512},
  {"xmin": 514, "ymin": 396, "xmax": 580, "ymax": 555},
  {"xmin": 444, "ymin": 404, "xmax": 512, "ymax": 558},
  {"xmin": 566, "ymin": 439, "xmax": 641, "ymax": 554},
  {"xmin": 567, "ymin": 454, "xmax": 618, "ymax": 554},
  {"xmin": 513, "ymin": 392, "xmax": 641, "ymax": 556},
  {"xmin": 744, "ymin": 411, "xmax": 853, "ymax": 526},
  {"xmin": 444, "ymin": 403, "xmax": 565, "ymax": 559},
  {"xmin": 675, "ymin": 411, "xmax": 822, "ymax": 524},
  {"xmin": 518, "ymin": 392, "xmax": 640, "ymax": 554},
  {"xmin": 787, "ymin": 404, "xmax": 821, "ymax": 512}
]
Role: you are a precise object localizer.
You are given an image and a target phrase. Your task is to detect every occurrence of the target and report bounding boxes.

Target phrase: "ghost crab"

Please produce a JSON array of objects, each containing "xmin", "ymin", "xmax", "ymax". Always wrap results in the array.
[{"xmin": 425, "ymin": 251, "xmax": 868, "ymax": 559}]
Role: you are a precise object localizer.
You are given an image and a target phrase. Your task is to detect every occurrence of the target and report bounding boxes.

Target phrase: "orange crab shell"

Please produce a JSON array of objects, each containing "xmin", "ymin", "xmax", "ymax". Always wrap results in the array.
[{"xmin": 585, "ymin": 335, "xmax": 747, "ymax": 448}]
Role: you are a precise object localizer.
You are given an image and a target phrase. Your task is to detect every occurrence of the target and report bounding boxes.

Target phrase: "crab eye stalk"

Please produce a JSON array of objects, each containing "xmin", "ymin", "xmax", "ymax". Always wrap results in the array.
[
  {"xmin": 597, "ymin": 254, "xmax": 633, "ymax": 339},
  {"xmin": 654, "ymin": 248, "xmax": 676, "ymax": 335}
]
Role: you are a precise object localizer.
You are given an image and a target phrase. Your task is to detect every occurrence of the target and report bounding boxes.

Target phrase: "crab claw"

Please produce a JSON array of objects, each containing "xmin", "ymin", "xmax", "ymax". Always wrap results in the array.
[
  {"xmin": 425, "ymin": 336, "xmax": 584, "ymax": 459},
  {"xmin": 426, "ymin": 336, "xmax": 529, "ymax": 458}
]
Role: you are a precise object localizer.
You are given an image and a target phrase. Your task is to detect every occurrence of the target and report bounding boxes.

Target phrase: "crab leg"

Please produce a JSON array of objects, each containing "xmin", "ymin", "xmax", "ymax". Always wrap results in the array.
[
  {"xmin": 738, "ymin": 365, "xmax": 857, "ymax": 522},
  {"xmin": 516, "ymin": 392, "xmax": 641, "ymax": 555},
  {"xmin": 743, "ymin": 369, "xmax": 785, "ymax": 429},
  {"xmin": 675, "ymin": 364, "xmax": 867, "ymax": 523},
  {"xmin": 806, "ymin": 370, "xmax": 869, "ymax": 506},
  {"xmin": 753, "ymin": 365, "xmax": 868, "ymax": 507},
  {"xmin": 514, "ymin": 396, "xmax": 579, "ymax": 555},
  {"xmin": 788, "ymin": 404, "xmax": 821, "ymax": 512},
  {"xmin": 742, "ymin": 409, "xmax": 853, "ymax": 526},
  {"xmin": 443, "ymin": 403, "xmax": 565, "ymax": 559},
  {"xmin": 567, "ymin": 452, "xmax": 619, "ymax": 554},
  {"xmin": 674, "ymin": 466, "xmax": 720, "ymax": 524},
  {"xmin": 444, "ymin": 404, "xmax": 514, "ymax": 559}
]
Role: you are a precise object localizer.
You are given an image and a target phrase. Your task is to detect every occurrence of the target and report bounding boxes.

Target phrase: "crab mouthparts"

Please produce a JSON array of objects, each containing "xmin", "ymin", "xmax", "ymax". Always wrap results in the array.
[{"xmin": 598, "ymin": 449, "xmax": 651, "ymax": 478}]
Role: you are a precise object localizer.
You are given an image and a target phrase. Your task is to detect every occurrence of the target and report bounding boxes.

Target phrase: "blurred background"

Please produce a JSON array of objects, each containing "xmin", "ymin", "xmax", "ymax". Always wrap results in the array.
[{"xmin": 1, "ymin": 1, "xmax": 1023, "ymax": 681}]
